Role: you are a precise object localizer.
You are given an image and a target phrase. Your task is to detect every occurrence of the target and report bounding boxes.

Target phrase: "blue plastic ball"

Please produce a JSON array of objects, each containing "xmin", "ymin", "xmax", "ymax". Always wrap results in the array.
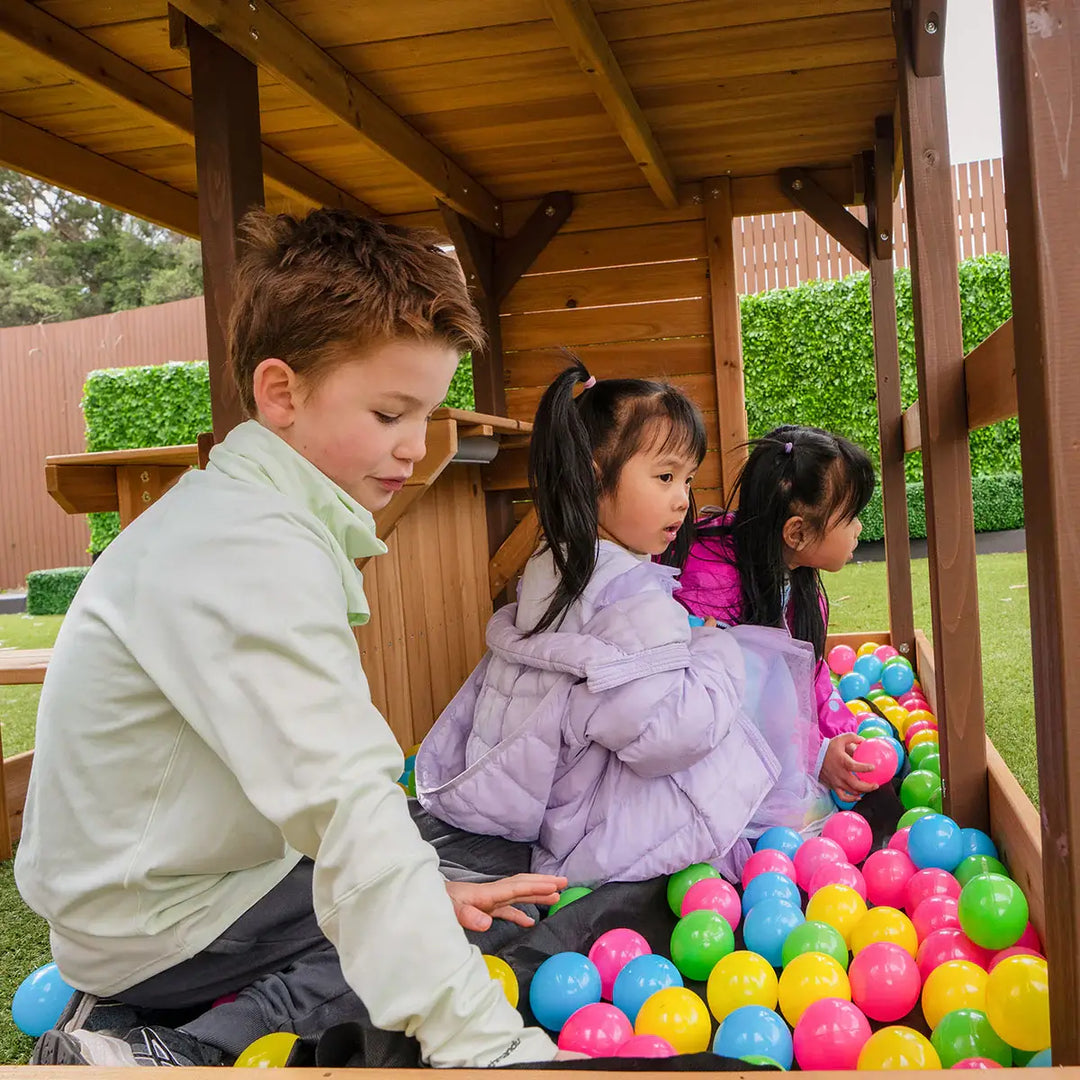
[
  {"xmin": 858, "ymin": 719, "xmax": 892, "ymax": 740},
  {"xmin": 741, "ymin": 898, "xmax": 804, "ymax": 968},
  {"xmin": 881, "ymin": 663, "xmax": 916, "ymax": 697},
  {"xmin": 403, "ymin": 753, "xmax": 416, "ymax": 772},
  {"xmin": 528, "ymin": 952, "xmax": 601, "ymax": 1032},
  {"xmin": 1026, "ymin": 1049, "xmax": 1052, "ymax": 1067},
  {"xmin": 961, "ymin": 827, "xmax": 999, "ymax": 861},
  {"xmin": 831, "ymin": 789, "xmax": 859, "ymax": 810},
  {"xmin": 687, "ymin": 614, "xmax": 706, "ymax": 627},
  {"xmin": 838, "ymin": 671, "xmax": 871, "ymax": 703},
  {"xmin": 885, "ymin": 736, "xmax": 906, "ymax": 777},
  {"xmin": 742, "ymin": 871, "xmax": 801, "ymax": 913},
  {"xmin": 713, "ymin": 1005, "xmax": 793, "ymax": 1069},
  {"xmin": 853, "ymin": 654, "xmax": 884, "ymax": 684},
  {"xmin": 907, "ymin": 812, "xmax": 964, "ymax": 871},
  {"xmin": 754, "ymin": 826, "xmax": 803, "ymax": 860},
  {"xmin": 12, "ymin": 963, "xmax": 75, "ymax": 1038},
  {"xmin": 612, "ymin": 954, "xmax": 683, "ymax": 1025}
]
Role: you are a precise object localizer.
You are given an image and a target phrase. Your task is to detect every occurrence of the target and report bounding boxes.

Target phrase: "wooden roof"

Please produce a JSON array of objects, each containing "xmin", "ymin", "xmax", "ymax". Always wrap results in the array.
[{"xmin": 0, "ymin": 0, "xmax": 896, "ymax": 235}]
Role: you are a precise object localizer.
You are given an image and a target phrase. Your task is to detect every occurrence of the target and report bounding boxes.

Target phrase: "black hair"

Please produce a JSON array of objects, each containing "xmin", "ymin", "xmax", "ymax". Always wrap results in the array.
[
  {"xmin": 527, "ymin": 357, "xmax": 708, "ymax": 633},
  {"xmin": 692, "ymin": 425, "xmax": 875, "ymax": 661}
]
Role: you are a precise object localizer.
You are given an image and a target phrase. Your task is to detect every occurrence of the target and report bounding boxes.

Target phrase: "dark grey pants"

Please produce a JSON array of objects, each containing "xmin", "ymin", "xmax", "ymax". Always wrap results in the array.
[{"xmin": 114, "ymin": 805, "xmax": 534, "ymax": 1057}]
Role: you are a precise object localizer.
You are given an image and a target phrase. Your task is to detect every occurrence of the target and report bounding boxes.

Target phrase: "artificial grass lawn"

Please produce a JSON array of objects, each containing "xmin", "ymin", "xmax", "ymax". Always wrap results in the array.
[{"xmin": 0, "ymin": 556, "xmax": 1038, "ymax": 1064}]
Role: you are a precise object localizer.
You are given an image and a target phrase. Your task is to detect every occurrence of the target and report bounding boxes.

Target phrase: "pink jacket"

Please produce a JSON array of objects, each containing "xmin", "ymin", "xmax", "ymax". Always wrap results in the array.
[{"xmin": 675, "ymin": 535, "xmax": 857, "ymax": 740}]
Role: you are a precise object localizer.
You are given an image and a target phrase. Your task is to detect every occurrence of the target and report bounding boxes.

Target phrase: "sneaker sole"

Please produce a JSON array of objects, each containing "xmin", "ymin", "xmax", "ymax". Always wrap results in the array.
[{"xmin": 33, "ymin": 1029, "xmax": 138, "ymax": 1067}]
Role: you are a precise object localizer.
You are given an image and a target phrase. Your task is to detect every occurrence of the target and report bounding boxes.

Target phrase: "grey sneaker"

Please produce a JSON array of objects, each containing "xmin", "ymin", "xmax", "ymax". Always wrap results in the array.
[{"xmin": 32, "ymin": 1025, "xmax": 223, "ymax": 1067}]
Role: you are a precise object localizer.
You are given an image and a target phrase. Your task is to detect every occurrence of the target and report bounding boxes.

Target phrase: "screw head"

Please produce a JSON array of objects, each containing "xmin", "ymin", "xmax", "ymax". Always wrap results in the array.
[
  {"xmin": 925, "ymin": 17, "xmax": 938, "ymax": 33},
  {"xmin": 880, "ymin": 231, "xmax": 890, "ymax": 241},
  {"xmin": 141, "ymin": 491, "xmax": 152, "ymax": 504},
  {"xmin": 140, "ymin": 471, "xmax": 150, "ymax": 483},
  {"xmin": 545, "ymin": 205, "xmax": 555, "ymax": 217},
  {"xmin": 249, "ymin": 26, "xmax": 259, "ymax": 39},
  {"xmin": 248, "ymin": 0, "xmax": 257, "ymax": 10},
  {"xmin": 791, "ymin": 178, "xmax": 804, "ymax": 191}
]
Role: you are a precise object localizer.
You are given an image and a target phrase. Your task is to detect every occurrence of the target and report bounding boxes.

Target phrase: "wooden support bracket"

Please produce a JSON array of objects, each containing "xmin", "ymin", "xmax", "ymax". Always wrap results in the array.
[
  {"xmin": 780, "ymin": 167, "xmax": 870, "ymax": 267},
  {"xmin": 489, "ymin": 508, "xmax": 540, "ymax": 599},
  {"xmin": 494, "ymin": 192, "xmax": 574, "ymax": 305},
  {"xmin": 872, "ymin": 115, "xmax": 896, "ymax": 262},
  {"xmin": 911, "ymin": 0, "xmax": 947, "ymax": 78}
]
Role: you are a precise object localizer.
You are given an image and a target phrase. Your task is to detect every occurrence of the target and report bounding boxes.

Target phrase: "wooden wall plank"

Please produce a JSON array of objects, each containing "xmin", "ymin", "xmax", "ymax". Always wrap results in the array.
[{"xmin": 504, "ymin": 337, "xmax": 713, "ymax": 386}]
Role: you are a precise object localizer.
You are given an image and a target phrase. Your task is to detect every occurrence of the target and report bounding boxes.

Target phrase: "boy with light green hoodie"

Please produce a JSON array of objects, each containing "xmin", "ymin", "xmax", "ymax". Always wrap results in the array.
[{"xmin": 15, "ymin": 210, "xmax": 566, "ymax": 1069}]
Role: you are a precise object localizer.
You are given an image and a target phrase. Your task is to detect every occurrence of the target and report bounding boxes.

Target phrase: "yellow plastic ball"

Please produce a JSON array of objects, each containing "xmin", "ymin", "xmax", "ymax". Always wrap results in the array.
[
  {"xmin": 903, "ymin": 709, "xmax": 937, "ymax": 735},
  {"xmin": 805, "ymin": 883, "xmax": 868, "ymax": 946},
  {"xmin": 850, "ymin": 906, "xmax": 918, "ymax": 958},
  {"xmin": 985, "ymin": 954, "xmax": 1050, "ymax": 1052},
  {"xmin": 706, "ymin": 950, "xmax": 778, "ymax": 1023},
  {"xmin": 857, "ymin": 642, "xmax": 880, "ymax": 658},
  {"xmin": 847, "ymin": 700, "xmax": 872, "ymax": 715},
  {"xmin": 908, "ymin": 729, "xmax": 940, "ymax": 751},
  {"xmin": 777, "ymin": 951, "xmax": 850, "ymax": 1026},
  {"xmin": 483, "ymin": 954, "xmax": 519, "ymax": 1009},
  {"xmin": 233, "ymin": 1033, "xmax": 299, "ymax": 1068},
  {"xmin": 921, "ymin": 959, "xmax": 988, "ymax": 1030},
  {"xmin": 857, "ymin": 1026, "xmax": 941, "ymax": 1070},
  {"xmin": 874, "ymin": 695, "xmax": 899, "ymax": 712},
  {"xmin": 885, "ymin": 706, "xmax": 912, "ymax": 729},
  {"xmin": 634, "ymin": 987, "xmax": 711, "ymax": 1054}
]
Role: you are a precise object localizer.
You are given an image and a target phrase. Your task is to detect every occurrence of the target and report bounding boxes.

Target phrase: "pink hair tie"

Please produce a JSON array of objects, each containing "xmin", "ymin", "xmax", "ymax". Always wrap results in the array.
[
  {"xmin": 582, "ymin": 375, "xmax": 596, "ymax": 389},
  {"xmin": 784, "ymin": 441, "xmax": 794, "ymax": 454}
]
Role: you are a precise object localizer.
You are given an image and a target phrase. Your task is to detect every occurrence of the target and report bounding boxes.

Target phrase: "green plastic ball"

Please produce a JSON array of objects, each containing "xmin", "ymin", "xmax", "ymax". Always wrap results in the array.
[
  {"xmin": 669, "ymin": 909, "xmax": 735, "ymax": 981},
  {"xmin": 908, "ymin": 742, "xmax": 940, "ymax": 771},
  {"xmin": 883, "ymin": 655, "xmax": 914, "ymax": 670},
  {"xmin": 955, "ymin": 855, "xmax": 1009, "ymax": 887},
  {"xmin": 741, "ymin": 1055, "xmax": 785, "ymax": 1070},
  {"xmin": 900, "ymin": 768, "xmax": 941, "ymax": 810},
  {"xmin": 781, "ymin": 919, "xmax": 850, "ymax": 970},
  {"xmin": 958, "ymin": 873, "xmax": 1029, "ymax": 950},
  {"xmin": 918, "ymin": 751, "xmax": 941, "ymax": 776},
  {"xmin": 930, "ymin": 788, "xmax": 943, "ymax": 813},
  {"xmin": 930, "ymin": 1008, "xmax": 1012, "ymax": 1068},
  {"xmin": 548, "ymin": 886, "xmax": 592, "ymax": 916},
  {"xmin": 898, "ymin": 805, "xmax": 937, "ymax": 829},
  {"xmin": 667, "ymin": 862, "xmax": 721, "ymax": 917}
]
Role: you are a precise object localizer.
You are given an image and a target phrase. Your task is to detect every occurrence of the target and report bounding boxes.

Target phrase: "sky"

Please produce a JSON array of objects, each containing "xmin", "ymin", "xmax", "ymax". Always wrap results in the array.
[{"xmin": 944, "ymin": 0, "xmax": 1003, "ymax": 163}]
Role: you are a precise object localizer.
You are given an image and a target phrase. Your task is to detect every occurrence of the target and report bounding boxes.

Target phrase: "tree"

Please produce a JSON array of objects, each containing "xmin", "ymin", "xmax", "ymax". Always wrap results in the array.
[{"xmin": 0, "ymin": 170, "xmax": 203, "ymax": 327}]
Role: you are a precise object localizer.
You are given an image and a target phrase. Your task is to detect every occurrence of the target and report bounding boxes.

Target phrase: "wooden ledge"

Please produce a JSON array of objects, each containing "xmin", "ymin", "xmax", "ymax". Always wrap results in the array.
[{"xmin": 0, "ymin": 648, "xmax": 53, "ymax": 686}]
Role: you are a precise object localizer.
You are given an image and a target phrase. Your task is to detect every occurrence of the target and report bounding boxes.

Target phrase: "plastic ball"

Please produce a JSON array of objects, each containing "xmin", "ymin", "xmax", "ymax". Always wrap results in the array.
[
  {"xmin": 850, "ymin": 940, "xmax": 922, "ymax": 1022},
  {"xmin": 742, "ymin": 848, "xmax": 796, "ymax": 889},
  {"xmin": 549, "ymin": 886, "xmax": 592, "ymax": 916},
  {"xmin": 847, "ymin": 699, "xmax": 873, "ymax": 715},
  {"xmin": 822, "ymin": 812, "xmax": 873, "ymax": 866},
  {"xmin": 670, "ymin": 910, "xmax": 734, "ymax": 981},
  {"xmin": 910, "ymin": 730, "xmax": 941, "ymax": 752},
  {"xmin": 851, "ymin": 906, "xmax": 919, "ymax": 958},
  {"xmin": 901, "ymin": 770, "xmax": 942, "ymax": 810},
  {"xmin": 881, "ymin": 663, "xmax": 916, "ymax": 697},
  {"xmin": 706, "ymin": 950, "xmax": 779, "ymax": 1022},
  {"xmin": 755, "ymin": 826, "xmax": 804, "ymax": 860},
  {"xmin": 483, "ymin": 955, "xmax": 519, "ymax": 1008},
  {"xmin": 681, "ymin": 877, "xmax": 741, "ymax": 927},
  {"xmin": 854, "ymin": 654, "xmax": 884, "ymax": 684},
  {"xmin": 793, "ymin": 836, "xmax": 846, "ymax": 891},
  {"xmin": 876, "ymin": 644, "xmax": 901, "ymax": 662},
  {"xmin": 852, "ymin": 738, "xmax": 899, "ymax": 787},
  {"xmin": 11, "ymin": 963, "xmax": 75, "ymax": 1038},
  {"xmin": 1016, "ymin": 922, "xmax": 1042, "ymax": 952},
  {"xmin": 859, "ymin": 719, "xmax": 893, "ymax": 741},
  {"xmin": 906, "ymin": 867, "xmax": 961, "ymax": 915},
  {"xmin": 806, "ymin": 883, "xmax": 867, "ymax": 946},
  {"xmin": 741, "ymin": 1054, "xmax": 786, "ymax": 1069},
  {"xmin": 889, "ymin": 827, "xmax": 911, "ymax": 854},
  {"xmin": 828, "ymin": 644, "xmax": 858, "ymax": 675},
  {"xmin": 529, "ymin": 952, "xmax": 602, "ymax": 1032},
  {"xmin": 634, "ymin": 986, "xmax": 711, "ymax": 1055},
  {"xmin": 958, "ymin": 874, "xmax": 1028, "ymax": 951},
  {"xmin": 782, "ymin": 920, "xmax": 849, "ymax": 970},
  {"xmin": 858, "ymin": 1025, "xmax": 941, "ymax": 1070},
  {"xmin": 919, "ymin": 751, "xmax": 942, "ymax": 776},
  {"xmin": 960, "ymin": 829, "xmax": 998, "ymax": 860},
  {"xmin": 931, "ymin": 1008, "xmax": 1012, "ymax": 1069},
  {"xmin": 557, "ymin": 1002, "xmax": 633, "ymax": 1057},
  {"xmin": 955, "ymin": 855, "xmax": 1008, "ymax": 887},
  {"xmin": 743, "ymin": 870, "xmax": 801, "ymax": 912},
  {"xmin": 909, "ymin": 742, "xmax": 940, "ymax": 771},
  {"xmin": 899, "ymin": 805, "xmax": 938, "ymax": 829},
  {"xmin": 886, "ymin": 737, "xmax": 907, "ymax": 776},
  {"xmin": 863, "ymin": 849, "xmax": 917, "ymax": 908},
  {"xmin": 908, "ymin": 813, "xmax": 964, "ymax": 872},
  {"xmin": 1025, "ymin": 1048, "xmax": 1052, "ymax": 1067},
  {"xmin": 857, "ymin": 641, "xmax": 880, "ymax": 658},
  {"xmin": 912, "ymin": 895, "xmax": 961, "ymax": 942},
  {"xmin": 742, "ymin": 898, "xmax": 805, "ymax": 968},
  {"xmin": 917, "ymin": 929, "xmax": 993, "ymax": 982},
  {"xmin": 922, "ymin": 960, "xmax": 989, "ymax": 1030},
  {"xmin": 666, "ymin": 863, "xmax": 719, "ymax": 916},
  {"xmin": 808, "ymin": 861, "xmax": 867, "ymax": 900},
  {"xmin": 793, "ymin": 997, "xmax": 871, "ymax": 1070},
  {"xmin": 953, "ymin": 1058, "xmax": 1004, "ymax": 1069},
  {"xmin": 777, "ymin": 952, "xmax": 850, "ymax": 1025},
  {"xmin": 988, "ymin": 946, "xmax": 1043, "ymax": 970},
  {"xmin": 234, "ymin": 1033, "xmax": 299, "ymax": 1068},
  {"xmin": 833, "ymin": 790, "xmax": 860, "ymax": 811},
  {"xmin": 713, "ymin": 1005, "xmax": 793, "ymax": 1070},
  {"xmin": 588, "ymin": 928, "xmax": 651, "ymax": 1000},
  {"xmin": 839, "ymin": 671, "xmax": 872, "ymax": 703},
  {"xmin": 906, "ymin": 722, "xmax": 940, "ymax": 750},
  {"xmin": 984, "ymin": 954, "xmax": 1050, "ymax": 1052},
  {"xmin": 614, "ymin": 1034, "xmax": 676, "ymax": 1058},
  {"xmin": 612, "ymin": 954, "xmax": 683, "ymax": 1025}
]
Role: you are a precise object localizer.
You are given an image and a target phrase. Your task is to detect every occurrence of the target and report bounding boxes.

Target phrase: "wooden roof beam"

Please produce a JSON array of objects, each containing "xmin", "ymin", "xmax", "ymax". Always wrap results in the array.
[
  {"xmin": 543, "ymin": 0, "xmax": 679, "ymax": 210},
  {"xmin": 169, "ymin": 0, "xmax": 501, "ymax": 234},
  {"xmin": 0, "ymin": 0, "xmax": 372, "ymax": 218}
]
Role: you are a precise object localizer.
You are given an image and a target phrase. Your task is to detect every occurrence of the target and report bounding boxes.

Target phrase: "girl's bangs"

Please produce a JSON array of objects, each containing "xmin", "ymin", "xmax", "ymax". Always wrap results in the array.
[
  {"xmin": 634, "ymin": 392, "xmax": 708, "ymax": 465},
  {"xmin": 827, "ymin": 445, "xmax": 876, "ymax": 523}
]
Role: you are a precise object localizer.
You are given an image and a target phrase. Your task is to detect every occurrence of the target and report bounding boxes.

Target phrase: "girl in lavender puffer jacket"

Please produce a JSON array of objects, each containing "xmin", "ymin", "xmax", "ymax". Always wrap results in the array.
[{"xmin": 418, "ymin": 365, "xmax": 863, "ymax": 887}]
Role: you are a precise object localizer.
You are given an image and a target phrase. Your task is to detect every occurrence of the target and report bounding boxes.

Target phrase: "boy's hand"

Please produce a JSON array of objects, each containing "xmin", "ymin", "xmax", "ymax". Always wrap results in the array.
[
  {"xmin": 445, "ymin": 874, "xmax": 568, "ymax": 932},
  {"xmin": 819, "ymin": 735, "xmax": 878, "ymax": 803}
]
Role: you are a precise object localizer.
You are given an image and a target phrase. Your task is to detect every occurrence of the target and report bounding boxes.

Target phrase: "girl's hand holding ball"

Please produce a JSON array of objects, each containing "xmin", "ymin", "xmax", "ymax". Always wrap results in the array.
[{"xmin": 819, "ymin": 735, "xmax": 879, "ymax": 803}]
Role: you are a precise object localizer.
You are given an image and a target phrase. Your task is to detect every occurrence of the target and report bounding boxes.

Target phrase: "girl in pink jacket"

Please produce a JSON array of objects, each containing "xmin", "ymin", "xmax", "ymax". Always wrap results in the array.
[{"xmin": 673, "ymin": 425, "xmax": 877, "ymax": 768}]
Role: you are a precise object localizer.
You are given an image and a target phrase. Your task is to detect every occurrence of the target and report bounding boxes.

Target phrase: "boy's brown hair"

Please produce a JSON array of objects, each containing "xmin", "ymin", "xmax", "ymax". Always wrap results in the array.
[{"xmin": 228, "ymin": 209, "xmax": 486, "ymax": 416}]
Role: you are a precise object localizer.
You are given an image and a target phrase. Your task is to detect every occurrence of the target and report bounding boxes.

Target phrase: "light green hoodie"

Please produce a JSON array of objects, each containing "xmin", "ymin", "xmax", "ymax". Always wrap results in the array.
[{"xmin": 15, "ymin": 420, "xmax": 555, "ymax": 1068}]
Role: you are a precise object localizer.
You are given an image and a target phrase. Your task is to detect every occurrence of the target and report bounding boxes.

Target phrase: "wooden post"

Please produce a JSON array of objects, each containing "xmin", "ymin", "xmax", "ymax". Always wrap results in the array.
[
  {"xmin": 188, "ymin": 17, "xmax": 264, "ymax": 442},
  {"xmin": 994, "ymin": 0, "xmax": 1080, "ymax": 1060},
  {"xmin": 866, "ymin": 128, "xmax": 915, "ymax": 659},
  {"xmin": 705, "ymin": 178, "xmax": 749, "ymax": 502},
  {"xmin": 896, "ymin": 2, "xmax": 988, "ymax": 830}
]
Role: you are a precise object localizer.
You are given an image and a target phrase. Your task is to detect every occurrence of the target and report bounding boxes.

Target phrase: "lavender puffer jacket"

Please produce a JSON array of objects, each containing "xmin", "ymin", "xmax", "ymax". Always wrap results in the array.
[{"xmin": 417, "ymin": 543, "xmax": 829, "ymax": 886}]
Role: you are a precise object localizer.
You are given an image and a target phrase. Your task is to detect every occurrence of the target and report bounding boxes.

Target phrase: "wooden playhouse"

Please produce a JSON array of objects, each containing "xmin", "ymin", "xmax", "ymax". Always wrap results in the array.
[{"xmin": 0, "ymin": 0, "xmax": 1075, "ymax": 1068}]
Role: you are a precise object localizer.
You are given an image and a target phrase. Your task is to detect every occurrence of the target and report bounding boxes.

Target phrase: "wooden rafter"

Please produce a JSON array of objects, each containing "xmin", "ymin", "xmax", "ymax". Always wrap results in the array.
[
  {"xmin": 780, "ymin": 166, "xmax": 870, "ymax": 266},
  {"xmin": 0, "ymin": 0, "xmax": 372, "ymax": 218},
  {"xmin": 169, "ymin": 0, "xmax": 501, "ymax": 234},
  {"xmin": 543, "ymin": 0, "xmax": 679, "ymax": 209}
]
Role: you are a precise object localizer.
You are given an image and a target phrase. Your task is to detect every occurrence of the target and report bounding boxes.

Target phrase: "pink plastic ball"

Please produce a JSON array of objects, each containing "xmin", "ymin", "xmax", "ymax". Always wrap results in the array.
[
  {"xmin": 888, "ymin": 828, "xmax": 911, "ymax": 855},
  {"xmin": 212, "ymin": 993, "xmax": 238, "ymax": 1008},
  {"xmin": 823, "ymin": 811, "xmax": 874, "ymax": 865},
  {"xmin": 848, "ymin": 941, "xmax": 922, "ymax": 1022},
  {"xmin": 952, "ymin": 1059, "xmax": 1004, "ymax": 1069},
  {"xmin": 875, "ymin": 645, "xmax": 901, "ymax": 663},
  {"xmin": 916, "ymin": 928, "xmax": 992, "ymax": 981},
  {"xmin": 614, "ymin": 1035, "xmax": 676, "ymax": 1059},
  {"xmin": 681, "ymin": 877, "xmax": 741, "ymax": 928},
  {"xmin": 557, "ymin": 1003, "xmax": 633, "ymax": 1057},
  {"xmin": 793, "ymin": 836, "xmax": 847, "ymax": 891},
  {"xmin": 900, "ymin": 691, "xmax": 929, "ymax": 709},
  {"xmin": 793, "ymin": 997, "xmax": 872, "ymax": 1070},
  {"xmin": 911, "ymin": 895, "xmax": 960, "ymax": 942},
  {"xmin": 808, "ymin": 860, "xmax": 867, "ymax": 900},
  {"xmin": 851, "ymin": 739, "xmax": 899, "ymax": 786},
  {"xmin": 1016, "ymin": 922, "xmax": 1042, "ymax": 952},
  {"xmin": 863, "ymin": 849, "xmax": 917, "ymax": 908},
  {"xmin": 588, "ymin": 929, "xmax": 651, "ymax": 1001},
  {"xmin": 905, "ymin": 867, "xmax": 960, "ymax": 914},
  {"xmin": 988, "ymin": 945, "xmax": 1044, "ymax": 971},
  {"xmin": 829, "ymin": 644, "xmax": 858, "ymax": 676},
  {"xmin": 905, "ymin": 720, "xmax": 939, "ymax": 747},
  {"xmin": 741, "ymin": 848, "xmax": 797, "ymax": 889}
]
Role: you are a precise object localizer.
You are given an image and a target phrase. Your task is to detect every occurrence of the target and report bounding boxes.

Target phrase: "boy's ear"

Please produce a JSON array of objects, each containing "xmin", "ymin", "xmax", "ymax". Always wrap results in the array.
[
  {"xmin": 782, "ymin": 514, "xmax": 808, "ymax": 551},
  {"xmin": 252, "ymin": 358, "xmax": 299, "ymax": 428}
]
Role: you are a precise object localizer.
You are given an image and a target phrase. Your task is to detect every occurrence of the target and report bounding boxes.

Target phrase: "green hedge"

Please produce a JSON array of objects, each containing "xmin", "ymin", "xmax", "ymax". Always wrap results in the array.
[{"xmin": 26, "ymin": 567, "xmax": 90, "ymax": 615}]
